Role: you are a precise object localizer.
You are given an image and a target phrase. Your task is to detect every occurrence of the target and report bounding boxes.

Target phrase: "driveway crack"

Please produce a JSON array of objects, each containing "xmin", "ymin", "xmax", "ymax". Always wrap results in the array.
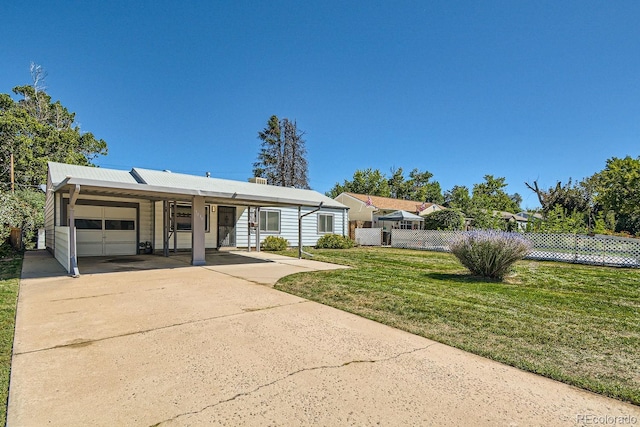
[
  {"xmin": 149, "ymin": 343, "xmax": 438, "ymax": 426},
  {"xmin": 14, "ymin": 300, "xmax": 309, "ymax": 356}
]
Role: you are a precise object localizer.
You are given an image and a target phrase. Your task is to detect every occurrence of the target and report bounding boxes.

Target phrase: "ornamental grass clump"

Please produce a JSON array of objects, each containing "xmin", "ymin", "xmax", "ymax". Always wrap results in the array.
[{"xmin": 450, "ymin": 231, "xmax": 532, "ymax": 280}]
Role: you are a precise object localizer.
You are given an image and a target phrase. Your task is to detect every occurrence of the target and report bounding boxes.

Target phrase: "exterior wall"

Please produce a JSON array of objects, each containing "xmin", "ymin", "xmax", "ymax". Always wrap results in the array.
[
  {"xmin": 44, "ymin": 172, "xmax": 55, "ymax": 252},
  {"xmin": 236, "ymin": 206, "xmax": 347, "ymax": 248},
  {"xmin": 54, "ymin": 226, "xmax": 70, "ymax": 272},
  {"xmin": 152, "ymin": 201, "xmax": 218, "ymax": 250},
  {"xmin": 335, "ymin": 194, "xmax": 373, "ymax": 222}
]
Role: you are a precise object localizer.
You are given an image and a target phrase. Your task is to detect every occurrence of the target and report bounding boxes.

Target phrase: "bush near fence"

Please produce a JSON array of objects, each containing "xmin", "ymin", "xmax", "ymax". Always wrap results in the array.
[{"xmin": 390, "ymin": 229, "xmax": 640, "ymax": 268}]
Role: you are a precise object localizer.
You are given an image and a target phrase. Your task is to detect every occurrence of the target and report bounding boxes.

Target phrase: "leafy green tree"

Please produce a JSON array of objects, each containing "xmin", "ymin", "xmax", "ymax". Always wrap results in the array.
[
  {"xmin": 0, "ymin": 64, "xmax": 107, "ymax": 187},
  {"xmin": 327, "ymin": 168, "xmax": 390, "ymax": 198},
  {"xmin": 405, "ymin": 168, "xmax": 444, "ymax": 204},
  {"xmin": 444, "ymin": 185, "xmax": 472, "ymax": 213},
  {"xmin": 591, "ymin": 156, "xmax": 640, "ymax": 217},
  {"xmin": 253, "ymin": 115, "xmax": 309, "ymax": 188},
  {"xmin": 588, "ymin": 156, "xmax": 640, "ymax": 235},
  {"xmin": 472, "ymin": 175, "xmax": 520, "ymax": 213},
  {"xmin": 422, "ymin": 209, "xmax": 465, "ymax": 231},
  {"xmin": 388, "ymin": 167, "xmax": 407, "ymax": 198},
  {"xmin": 0, "ymin": 189, "xmax": 44, "ymax": 249},
  {"xmin": 537, "ymin": 205, "xmax": 588, "ymax": 234}
]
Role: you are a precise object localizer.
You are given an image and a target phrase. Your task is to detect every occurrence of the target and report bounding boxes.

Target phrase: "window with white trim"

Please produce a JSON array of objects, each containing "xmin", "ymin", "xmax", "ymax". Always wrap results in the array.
[
  {"xmin": 318, "ymin": 214, "xmax": 334, "ymax": 233},
  {"xmin": 259, "ymin": 210, "xmax": 280, "ymax": 233}
]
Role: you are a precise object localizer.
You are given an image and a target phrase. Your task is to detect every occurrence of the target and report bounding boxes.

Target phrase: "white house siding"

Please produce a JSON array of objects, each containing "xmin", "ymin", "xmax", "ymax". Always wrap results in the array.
[
  {"xmin": 44, "ymin": 172, "xmax": 55, "ymax": 252},
  {"xmin": 235, "ymin": 207, "xmax": 347, "ymax": 248},
  {"xmin": 152, "ymin": 201, "xmax": 219, "ymax": 250},
  {"xmin": 54, "ymin": 226, "xmax": 70, "ymax": 272}
]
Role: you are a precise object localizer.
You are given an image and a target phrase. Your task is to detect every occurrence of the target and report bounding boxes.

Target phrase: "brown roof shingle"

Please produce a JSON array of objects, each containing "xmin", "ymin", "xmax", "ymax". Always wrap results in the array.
[{"xmin": 344, "ymin": 192, "xmax": 440, "ymax": 213}]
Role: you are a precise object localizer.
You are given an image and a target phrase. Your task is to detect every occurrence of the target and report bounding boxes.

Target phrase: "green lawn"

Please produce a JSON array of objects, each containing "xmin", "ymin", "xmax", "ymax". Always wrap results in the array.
[
  {"xmin": 0, "ymin": 253, "xmax": 21, "ymax": 426},
  {"xmin": 275, "ymin": 247, "xmax": 640, "ymax": 405}
]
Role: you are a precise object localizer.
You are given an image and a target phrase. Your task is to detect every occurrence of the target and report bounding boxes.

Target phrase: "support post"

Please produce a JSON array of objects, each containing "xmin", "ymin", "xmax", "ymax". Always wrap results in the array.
[
  {"xmin": 299, "ymin": 202, "xmax": 323, "ymax": 259},
  {"xmin": 173, "ymin": 201, "xmax": 177, "ymax": 253},
  {"xmin": 298, "ymin": 206, "xmax": 302, "ymax": 259},
  {"xmin": 255, "ymin": 207, "xmax": 261, "ymax": 252},
  {"xmin": 247, "ymin": 206, "xmax": 251, "ymax": 252},
  {"xmin": 191, "ymin": 196, "xmax": 206, "ymax": 266},
  {"xmin": 163, "ymin": 200, "xmax": 169, "ymax": 257},
  {"xmin": 68, "ymin": 184, "xmax": 80, "ymax": 277}
]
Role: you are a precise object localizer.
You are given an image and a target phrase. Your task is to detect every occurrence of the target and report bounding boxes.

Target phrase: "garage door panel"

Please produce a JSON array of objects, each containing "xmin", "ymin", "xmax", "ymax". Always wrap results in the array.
[
  {"xmin": 104, "ymin": 207, "xmax": 136, "ymax": 219},
  {"xmin": 74, "ymin": 205, "xmax": 103, "ymax": 218},
  {"xmin": 74, "ymin": 206, "xmax": 137, "ymax": 257}
]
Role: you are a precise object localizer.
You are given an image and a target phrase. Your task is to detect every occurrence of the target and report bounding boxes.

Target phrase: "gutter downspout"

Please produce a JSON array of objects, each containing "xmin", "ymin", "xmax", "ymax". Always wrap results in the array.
[{"xmin": 299, "ymin": 202, "xmax": 323, "ymax": 259}]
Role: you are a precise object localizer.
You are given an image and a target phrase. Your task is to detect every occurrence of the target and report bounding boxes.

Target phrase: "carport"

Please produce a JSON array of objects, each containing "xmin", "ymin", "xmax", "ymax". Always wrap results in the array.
[{"xmin": 46, "ymin": 163, "xmax": 347, "ymax": 276}]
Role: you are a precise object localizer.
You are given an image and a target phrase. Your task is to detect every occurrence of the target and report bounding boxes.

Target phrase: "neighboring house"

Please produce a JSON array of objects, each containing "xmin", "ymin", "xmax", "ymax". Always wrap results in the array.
[
  {"xmin": 465, "ymin": 210, "xmax": 529, "ymax": 231},
  {"xmin": 334, "ymin": 192, "xmax": 445, "ymax": 232},
  {"xmin": 46, "ymin": 162, "xmax": 348, "ymax": 274},
  {"xmin": 517, "ymin": 211, "xmax": 544, "ymax": 221}
]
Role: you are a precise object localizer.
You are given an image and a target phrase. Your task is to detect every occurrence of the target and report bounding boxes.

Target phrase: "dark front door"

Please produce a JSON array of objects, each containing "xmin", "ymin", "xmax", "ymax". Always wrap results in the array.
[{"xmin": 217, "ymin": 206, "xmax": 236, "ymax": 247}]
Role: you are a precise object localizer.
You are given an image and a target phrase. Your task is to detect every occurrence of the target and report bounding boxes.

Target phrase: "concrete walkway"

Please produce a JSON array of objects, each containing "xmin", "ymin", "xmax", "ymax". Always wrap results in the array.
[{"xmin": 7, "ymin": 251, "xmax": 640, "ymax": 426}]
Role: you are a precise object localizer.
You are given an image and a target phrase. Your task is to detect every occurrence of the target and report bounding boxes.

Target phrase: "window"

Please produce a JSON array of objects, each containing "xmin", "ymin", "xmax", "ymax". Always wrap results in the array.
[
  {"xmin": 400, "ymin": 221, "xmax": 412, "ymax": 230},
  {"xmin": 105, "ymin": 220, "xmax": 135, "ymax": 230},
  {"xmin": 259, "ymin": 210, "xmax": 280, "ymax": 233},
  {"xmin": 318, "ymin": 214, "xmax": 334, "ymax": 233},
  {"xmin": 75, "ymin": 219, "xmax": 102, "ymax": 230},
  {"xmin": 171, "ymin": 204, "xmax": 209, "ymax": 232}
]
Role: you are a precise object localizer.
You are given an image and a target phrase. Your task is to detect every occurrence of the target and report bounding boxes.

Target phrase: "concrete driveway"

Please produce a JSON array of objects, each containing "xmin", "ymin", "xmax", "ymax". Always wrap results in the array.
[{"xmin": 8, "ymin": 251, "xmax": 640, "ymax": 426}]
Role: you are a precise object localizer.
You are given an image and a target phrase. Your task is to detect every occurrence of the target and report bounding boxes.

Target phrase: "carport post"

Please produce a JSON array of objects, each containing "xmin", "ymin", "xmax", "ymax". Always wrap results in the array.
[
  {"xmin": 191, "ymin": 196, "xmax": 206, "ymax": 266},
  {"xmin": 247, "ymin": 206, "xmax": 251, "ymax": 252},
  {"xmin": 163, "ymin": 200, "xmax": 169, "ymax": 257},
  {"xmin": 172, "ymin": 201, "xmax": 177, "ymax": 253},
  {"xmin": 68, "ymin": 184, "xmax": 80, "ymax": 276},
  {"xmin": 255, "ymin": 207, "xmax": 261, "ymax": 252}
]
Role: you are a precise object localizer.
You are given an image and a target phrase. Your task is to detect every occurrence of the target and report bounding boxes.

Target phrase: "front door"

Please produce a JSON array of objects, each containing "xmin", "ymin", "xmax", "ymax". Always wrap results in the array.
[{"xmin": 217, "ymin": 206, "xmax": 236, "ymax": 247}]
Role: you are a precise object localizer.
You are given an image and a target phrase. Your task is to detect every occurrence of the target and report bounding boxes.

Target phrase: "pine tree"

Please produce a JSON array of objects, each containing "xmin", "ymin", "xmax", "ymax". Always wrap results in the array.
[{"xmin": 253, "ymin": 115, "xmax": 309, "ymax": 189}]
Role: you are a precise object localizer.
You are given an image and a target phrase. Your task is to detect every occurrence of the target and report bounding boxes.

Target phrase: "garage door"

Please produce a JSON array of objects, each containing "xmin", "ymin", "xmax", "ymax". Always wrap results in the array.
[{"xmin": 73, "ymin": 206, "xmax": 137, "ymax": 256}]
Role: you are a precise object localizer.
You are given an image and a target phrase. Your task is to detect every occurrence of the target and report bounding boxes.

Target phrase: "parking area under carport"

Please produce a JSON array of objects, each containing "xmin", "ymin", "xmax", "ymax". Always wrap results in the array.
[{"xmin": 8, "ymin": 251, "xmax": 640, "ymax": 426}]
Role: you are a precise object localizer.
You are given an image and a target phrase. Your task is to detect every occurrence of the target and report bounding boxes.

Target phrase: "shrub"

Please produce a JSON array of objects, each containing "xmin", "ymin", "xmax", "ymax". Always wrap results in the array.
[
  {"xmin": 261, "ymin": 236, "xmax": 288, "ymax": 251},
  {"xmin": 450, "ymin": 231, "xmax": 531, "ymax": 280},
  {"xmin": 423, "ymin": 209, "xmax": 465, "ymax": 231},
  {"xmin": 315, "ymin": 234, "xmax": 355, "ymax": 249}
]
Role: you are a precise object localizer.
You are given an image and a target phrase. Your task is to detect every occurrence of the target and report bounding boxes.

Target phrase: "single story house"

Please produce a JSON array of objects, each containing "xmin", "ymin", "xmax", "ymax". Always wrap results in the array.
[
  {"xmin": 46, "ymin": 162, "xmax": 348, "ymax": 274},
  {"xmin": 334, "ymin": 192, "xmax": 445, "ymax": 232}
]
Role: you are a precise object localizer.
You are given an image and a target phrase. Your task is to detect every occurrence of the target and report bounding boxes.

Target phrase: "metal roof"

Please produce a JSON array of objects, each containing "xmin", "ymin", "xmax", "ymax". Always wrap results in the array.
[
  {"xmin": 48, "ymin": 162, "xmax": 346, "ymax": 209},
  {"xmin": 49, "ymin": 162, "xmax": 140, "ymax": 185}
]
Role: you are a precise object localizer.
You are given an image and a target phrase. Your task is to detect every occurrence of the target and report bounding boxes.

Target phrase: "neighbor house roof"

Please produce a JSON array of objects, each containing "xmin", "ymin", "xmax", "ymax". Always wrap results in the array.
[
  {"xmin": 341, "ymin": 192, "xmax": 442, "ymax": 213},
  {"xmin": 49, "ymin": 162, "xmax": 347, "ymax": 209}
]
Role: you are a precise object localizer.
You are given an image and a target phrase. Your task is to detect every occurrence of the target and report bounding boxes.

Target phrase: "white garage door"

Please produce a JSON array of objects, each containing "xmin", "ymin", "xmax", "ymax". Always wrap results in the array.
[{"xmin": 73, "ymin": 206, "xmax": 137, "ymax": 256}]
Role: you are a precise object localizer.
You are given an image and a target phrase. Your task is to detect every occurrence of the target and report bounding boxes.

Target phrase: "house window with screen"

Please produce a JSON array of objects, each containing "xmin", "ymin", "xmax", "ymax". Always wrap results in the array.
[
  {"xmin": 259, "ymin": 210, "xmax": 280, "ymax": 233},
  {"xmin": 172, "ymin": 204, "xmax": 209, "ymax": 232},
  {"xmin": 318, "ymin": 214, "xmax": 334, "ymax": 233}
]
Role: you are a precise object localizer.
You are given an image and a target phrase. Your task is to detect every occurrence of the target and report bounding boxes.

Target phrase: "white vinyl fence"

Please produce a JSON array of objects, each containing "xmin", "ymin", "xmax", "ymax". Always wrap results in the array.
[
  {"xmin": 355, "ymin": 228, "xmax": 383, "ymax": 246},
  {"xmin": 389, "ymin": 230, "xmax": 640, "ymax": 268}
]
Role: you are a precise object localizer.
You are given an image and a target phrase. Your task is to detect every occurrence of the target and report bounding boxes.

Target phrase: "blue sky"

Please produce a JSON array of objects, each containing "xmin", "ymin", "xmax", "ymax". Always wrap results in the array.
[{"xmin": 2, "ymin": 1, "xmax": 639, "ymax": 208}]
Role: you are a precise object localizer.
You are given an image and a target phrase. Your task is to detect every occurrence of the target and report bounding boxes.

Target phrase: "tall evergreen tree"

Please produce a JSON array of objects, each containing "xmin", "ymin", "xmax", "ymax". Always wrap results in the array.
[
  {"xmin": 0, "ymin": 63, "xmax": 108, "ymax": 187},
  {"xmin": 253, "ymin": 115, "xmax": 309, "ymax": 189}
]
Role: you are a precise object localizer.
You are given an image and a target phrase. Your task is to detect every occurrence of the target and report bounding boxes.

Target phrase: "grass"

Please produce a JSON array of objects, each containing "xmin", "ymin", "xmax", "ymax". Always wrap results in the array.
[
  {"xmin": 0, "ymin": 250, "xmax": 22, "ymax": 426},
  {"xmin": 274, "ymin": 247, "xmax": 640, "ymax": 405}
]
